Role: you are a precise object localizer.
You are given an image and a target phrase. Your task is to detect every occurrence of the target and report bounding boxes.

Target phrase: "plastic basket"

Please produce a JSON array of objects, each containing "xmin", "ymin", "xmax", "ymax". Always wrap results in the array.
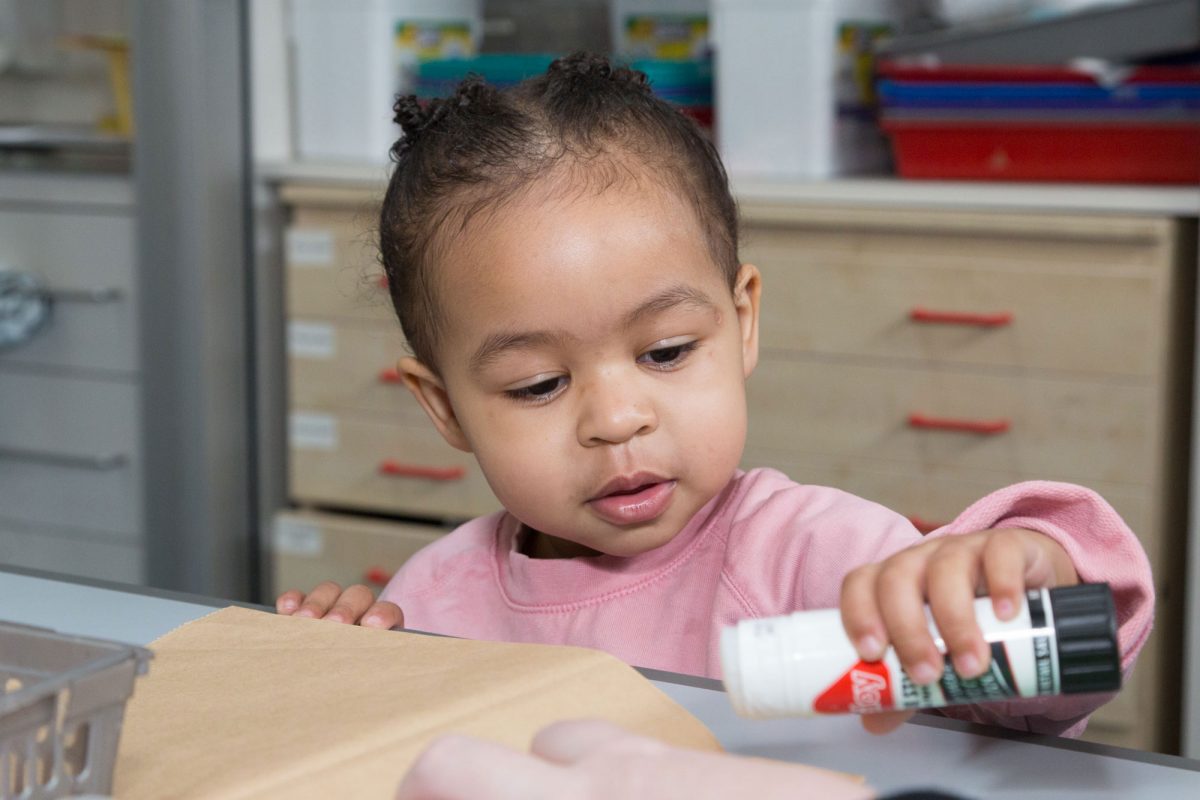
[{"xmin": 0, "ymin": 621, "xmax": 151, "ymax": 799}]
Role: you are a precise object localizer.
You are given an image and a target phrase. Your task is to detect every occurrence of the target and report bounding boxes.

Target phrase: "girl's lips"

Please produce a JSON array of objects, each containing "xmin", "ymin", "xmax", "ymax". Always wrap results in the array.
[{"xmin": 587, "ymin": 480, "xmax": 677, "ymax": 526}]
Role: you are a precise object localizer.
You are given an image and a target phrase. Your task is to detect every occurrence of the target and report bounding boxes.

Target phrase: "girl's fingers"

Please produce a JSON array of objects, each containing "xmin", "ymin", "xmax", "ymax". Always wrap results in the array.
[
  {"xmin": 275, "ymin": 589, "xmax": 304, "ymax": 615},
  {"xmin": 362, "ymin": 600, "xmax": 405, "ymax": 629},
  {"xmin": 839, "ymin": 562, "xmax": 887, "ymax": 661},
  {"xmin": 325, "ymin": 583, "xmax": 377, "ymax": 624},
  {"xmin": 396, "ymin": 734, "xmax": 564, "ymax": 800},
  {"xmin": 876, "ymin": 549, "xmax": 942, "ymax": 685},
  {"xmin": 294, "ymin": 581, "xmax": 343, "ymax": 618},
  {"xmin": 859, "ymin": 709, "xmax": 915, "ymax": 736},
  {"xmin": 980, "ymin": 529, "xmax": 1030, "ymax": 621},
  {"xmin": 926, "ymin": 539, "xmax": 989, "ymax": 679}
]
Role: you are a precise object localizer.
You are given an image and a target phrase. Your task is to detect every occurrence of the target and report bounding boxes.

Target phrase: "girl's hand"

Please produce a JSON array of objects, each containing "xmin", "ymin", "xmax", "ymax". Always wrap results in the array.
[
  {"xmin": 839, "ymin": 528, "xmax": 1078, "ymax": 735},
  {"xmin": 275, "ymin": 581, "xmax": 404, "ymax": 629}
]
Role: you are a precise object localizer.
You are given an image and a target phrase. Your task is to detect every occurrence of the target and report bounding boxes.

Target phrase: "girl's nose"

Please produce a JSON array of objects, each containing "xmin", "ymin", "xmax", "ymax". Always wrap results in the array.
[{"xmin": 576, "ymin": 375, "xmax": 658, "ymax": 447}]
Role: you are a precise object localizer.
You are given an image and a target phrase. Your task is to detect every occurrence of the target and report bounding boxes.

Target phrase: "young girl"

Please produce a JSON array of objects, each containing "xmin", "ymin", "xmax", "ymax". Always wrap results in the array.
[{"xmin": 277, "ymin": 53, "xmax": 1153, "ymax": 738}]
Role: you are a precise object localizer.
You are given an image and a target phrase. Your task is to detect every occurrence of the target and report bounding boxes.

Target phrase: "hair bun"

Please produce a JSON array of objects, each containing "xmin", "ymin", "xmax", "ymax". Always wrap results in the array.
[
  {"xmin": 390, "ymin": 75, "xmax": 496, "ymax": 161},
  {"xmin": 546, "ymin": 51, "xmax": 651, "ymax": 94}
]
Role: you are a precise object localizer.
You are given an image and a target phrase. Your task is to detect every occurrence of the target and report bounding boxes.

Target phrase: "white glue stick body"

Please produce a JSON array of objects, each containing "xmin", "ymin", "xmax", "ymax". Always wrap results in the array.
[{"xmin": 721, "ymin": 583, "xmax": 1119, "ymax": 718}]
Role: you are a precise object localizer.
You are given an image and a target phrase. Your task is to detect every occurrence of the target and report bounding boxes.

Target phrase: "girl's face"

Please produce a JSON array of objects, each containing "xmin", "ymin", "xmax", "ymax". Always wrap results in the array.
[{"xmin": 400, "ymin": 175, "xmax": 761, "ymax": 558}]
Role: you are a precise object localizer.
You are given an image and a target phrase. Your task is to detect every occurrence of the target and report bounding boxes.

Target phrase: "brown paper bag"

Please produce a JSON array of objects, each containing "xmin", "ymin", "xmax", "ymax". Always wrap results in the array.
[{"xmin": 114, "ymin": 607, "xmax": 722, "ymax": 799}]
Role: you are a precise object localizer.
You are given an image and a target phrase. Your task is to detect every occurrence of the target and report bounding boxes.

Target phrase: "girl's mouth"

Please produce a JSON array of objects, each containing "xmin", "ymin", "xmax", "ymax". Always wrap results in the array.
[{"xmin": 587, "ymin": 477, "xmax": 677, "ymax": 526}]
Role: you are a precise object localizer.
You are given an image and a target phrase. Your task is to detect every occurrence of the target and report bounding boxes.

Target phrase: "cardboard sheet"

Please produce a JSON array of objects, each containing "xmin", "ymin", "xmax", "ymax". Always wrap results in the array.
[{"xmin": 114, "ymin": 607, "xmax": 723, "ymax": 799}]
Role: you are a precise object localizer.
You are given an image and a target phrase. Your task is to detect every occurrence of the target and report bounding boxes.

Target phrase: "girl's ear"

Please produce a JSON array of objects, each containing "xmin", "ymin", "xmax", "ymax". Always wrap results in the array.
[
  {"xmin": 733, "ymin": 263, "xmax": 762, "ymax": 378},
  {"xmin": 397, "ymin": 357, "xmax": 473, "ymax": 453}
]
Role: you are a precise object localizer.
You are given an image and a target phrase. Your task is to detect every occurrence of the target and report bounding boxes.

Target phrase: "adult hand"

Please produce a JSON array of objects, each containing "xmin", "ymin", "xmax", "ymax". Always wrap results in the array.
[{"xmin": 395, "ymin": 719, "xmax": 873, "ymax": 800}]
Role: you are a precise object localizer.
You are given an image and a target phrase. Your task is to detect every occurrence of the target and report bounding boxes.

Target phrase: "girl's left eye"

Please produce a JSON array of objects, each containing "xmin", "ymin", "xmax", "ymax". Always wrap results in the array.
[{"xmin": 638, "ymin": 340, "xmax": 699, "ymax": 368}]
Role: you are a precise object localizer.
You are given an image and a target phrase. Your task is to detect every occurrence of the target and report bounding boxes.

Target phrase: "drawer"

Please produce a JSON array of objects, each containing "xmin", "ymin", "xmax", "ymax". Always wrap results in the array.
[
  {"xmin": 285, "ymin": 207, "xmax": 393, "ymax": 321},
  {"xmin": 0, "ymin": 370, "xmax": 142, "ymax": 534},
  {"xmin": 746, "ymin": 356, "xmax": 1156, "ymax": 486},
  {"xmin": 0, "ymin": 207, "xmax": 138, "ymax": 373},
  {"xmin": 0, "ymin": 517, "xmax": 142, "ymax": 584},
  {"xmin": 287, "ymin": 318, "xmax": 426, "ymax": 421},
  {"xmin": 743, "ymin": 216, "xmax": 1174, "ymax": 378},
  {"xmin": 271, "ymin": 510, "xmax": 447, "ymax": 597},
  {"xmin": 289, "ymin": 410, "xmax": 499, "ymax": 520}
]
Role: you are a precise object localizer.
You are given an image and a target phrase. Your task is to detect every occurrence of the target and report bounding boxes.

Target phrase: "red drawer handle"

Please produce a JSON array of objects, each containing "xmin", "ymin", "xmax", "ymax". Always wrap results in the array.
[
  {"xmin": 363, "ymin": 567, "xmax": 392, "ymax": 586},
  {"xmin": 907, "ymin": 515, "xmax": 946, "ymax": 535},
  {"xmin": 910, "ymin": 307, "xmax": 1013, "ymax": 327},
  {"xmin": 378, "ymin": 367, "xmax": 403, "ymax": 384},
  {"xmin": 378, "ymin": 460, "xmax": 466, "ymax": 481},
  {"xmin": 908, "ymin": 413, "xmax": 1010, "ymax": 435}
]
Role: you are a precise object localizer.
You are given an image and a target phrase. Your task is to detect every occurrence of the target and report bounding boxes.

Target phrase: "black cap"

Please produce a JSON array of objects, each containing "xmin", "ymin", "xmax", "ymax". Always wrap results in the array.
[{"xmin": 1049, "ymin": 583, "xmax": 1121, "ymax": 694}]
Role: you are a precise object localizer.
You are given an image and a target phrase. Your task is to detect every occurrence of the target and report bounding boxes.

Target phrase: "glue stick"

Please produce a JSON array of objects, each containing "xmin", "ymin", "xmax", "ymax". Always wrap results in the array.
[{"xmin": 720, "ymin": 583, "xmax": 1120, "ymax": 718}]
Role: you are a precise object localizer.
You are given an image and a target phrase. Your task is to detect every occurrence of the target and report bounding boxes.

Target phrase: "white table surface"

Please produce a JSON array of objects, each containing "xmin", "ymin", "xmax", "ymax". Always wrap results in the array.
[{"xmin": 5, "ymin": 566, "xmax": 1199, "ymax": 799}]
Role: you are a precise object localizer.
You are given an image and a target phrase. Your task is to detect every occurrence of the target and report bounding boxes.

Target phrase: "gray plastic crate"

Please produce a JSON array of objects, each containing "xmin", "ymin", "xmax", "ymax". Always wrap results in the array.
[
  {"xmin": 0, "ymin": 621, "xmax": 151, "ymax": 799},
  {"xmin": 878, "ymin": 0, "xmax": 1200, "ymax": 64}
]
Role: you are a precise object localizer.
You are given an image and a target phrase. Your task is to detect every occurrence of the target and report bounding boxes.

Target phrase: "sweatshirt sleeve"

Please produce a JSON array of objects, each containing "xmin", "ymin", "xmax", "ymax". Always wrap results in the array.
[{"xmin": 922, "ymin": 480, "xmax": 1154, "ymax": 737}]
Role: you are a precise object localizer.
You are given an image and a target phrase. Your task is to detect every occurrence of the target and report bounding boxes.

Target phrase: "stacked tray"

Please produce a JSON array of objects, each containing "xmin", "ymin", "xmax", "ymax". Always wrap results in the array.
[{"xmin": 876, "ymin": 62, "xmax": 1200, "ymax": 183}]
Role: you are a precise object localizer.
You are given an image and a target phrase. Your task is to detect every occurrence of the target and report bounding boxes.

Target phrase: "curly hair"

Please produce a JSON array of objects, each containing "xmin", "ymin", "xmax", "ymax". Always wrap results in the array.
[{"xmin": 379, "ymin": 51, "xmax": 738, "ymax": 370}]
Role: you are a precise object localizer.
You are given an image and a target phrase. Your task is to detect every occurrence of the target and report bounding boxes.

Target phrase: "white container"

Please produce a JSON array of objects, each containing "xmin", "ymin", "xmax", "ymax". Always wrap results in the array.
[
  {"xmin": 711, "ymin": 0, "xmax": 899, "ymax": 180},
  {"xmin": 288, "ymin": 0, "xmax": 483, "ymax": 164},
  {"xmin": 721, "ymin": 584, "xmax": 1119, "ymax": 718},
  {"xmin": 611, "ymin": 0, "xmax": 711, "ymax": 60}
]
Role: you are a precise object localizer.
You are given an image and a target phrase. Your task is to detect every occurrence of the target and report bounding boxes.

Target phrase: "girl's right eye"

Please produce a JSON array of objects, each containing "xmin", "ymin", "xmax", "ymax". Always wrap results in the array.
[{"xmin": 505, "ymin": 376, "xmax": 567, "ymax": 404}]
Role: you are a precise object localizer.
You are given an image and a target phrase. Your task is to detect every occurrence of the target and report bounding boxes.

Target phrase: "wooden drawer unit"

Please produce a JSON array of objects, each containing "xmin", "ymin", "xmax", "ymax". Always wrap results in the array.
[
  {"xmin": 0, "ymin": 207, "xmax": 138, "ymax": 374},
  {"xmin": 0, "ymin": 370, "xmax": 141, "ymax": 536},
  {"xmin": 283, "ymin": 190, "xmax": 393, "ymax": 322},
  {"xmin": 747, "ymin": 356, "xmax": 1156, "ymax": 486},
  {"xmin": 738, "ymin": 203, "xmax": 1195, "ymax": 754},
  {"xmin": 287, "ymin": 317, "xmax": 424, "ymax": 419},
  {"xmin": 271, "ymin": 510, "xmax": 447, "ymax": 597},
  {"xmin": 289, "ymin": 410, "xmax": 499, "ymax": 520}
]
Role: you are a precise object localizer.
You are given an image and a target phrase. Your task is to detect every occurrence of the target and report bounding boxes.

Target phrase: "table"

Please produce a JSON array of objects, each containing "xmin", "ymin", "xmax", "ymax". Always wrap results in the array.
[{"xmin": 4, "ymin": 564, "xmax": 1199, "ymax": 798}]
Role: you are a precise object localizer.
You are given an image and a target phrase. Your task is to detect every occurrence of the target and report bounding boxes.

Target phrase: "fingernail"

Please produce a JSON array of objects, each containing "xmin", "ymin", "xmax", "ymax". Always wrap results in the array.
[
  {"xmin": 956, "ymin": 652, "xmax": 981, "ymax": 678},
  {"xmin": 995, "ymin": 598, "xmax": 1015, "ymax": 620},
  {"xmin": 363, "ymin": 614, "xmax": 382, "ymax": 627},
  {"xmin": 858, "ymin": 635, "xmax": 884, "ymax": 661},
  {"xmin": 295, "ymin": 608, "xmax": 314, "ymax": 618},
  {"xmin": 911, "ymin": 662, "xmax": 939, "ymax": 685},
  {"xmin": 281, "ymin": 601, "xmax": 296, "ymax": 612}
]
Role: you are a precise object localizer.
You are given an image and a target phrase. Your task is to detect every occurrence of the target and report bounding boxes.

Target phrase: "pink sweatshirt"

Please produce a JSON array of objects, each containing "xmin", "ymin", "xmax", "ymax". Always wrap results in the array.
[{"xmin": 381, "ymin": 469, "xmax": 1154, "ymax": 737}]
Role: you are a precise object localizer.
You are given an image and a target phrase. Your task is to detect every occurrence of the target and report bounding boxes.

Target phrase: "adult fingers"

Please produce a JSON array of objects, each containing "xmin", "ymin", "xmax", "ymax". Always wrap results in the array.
[
  {"xmin": 840, "ymin": 562, "xmax": 887, "ymax": 661},
  {"xmin": 293, "ymin": 581, "xmax": 343, "ymax": 619},
  {"xmin": 325, "ymin": 583, "xmax": 377, "ymax": 624},
  {"xmin": 362, "ymin": 600, "xmax": 405, "ymax": 629},
  {"xmin": 275, "ymin": 589, "xmax": 305, "ymax": 615},
  {"xmin": 876, "ymin": 549, "xmax": 942, "ymax": 686},
  {"xmin": 859, "ymin": 709, "xmax": 915, "ymax": 736},
  {"xmin": 531, "ymin": 720, "xmax": 657, "ymax": 765},
  {"xmin": 396, "ymin": 734, "xmax": 567, "ymax": 800},
  {"xmin": 926, "ymin": 538, "xmax": 989, "ymax": 679}
]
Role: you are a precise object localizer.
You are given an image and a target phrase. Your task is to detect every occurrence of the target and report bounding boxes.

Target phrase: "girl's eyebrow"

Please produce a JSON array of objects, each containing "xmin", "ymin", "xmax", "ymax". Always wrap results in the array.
[
  {"xmin": 469, "ymin": 284, "xmax": 717, "ymax": 373},
  {"xmin": 622, "ymin": 284, "xmax": 718, "ymax": 327},
  {"xmin": 470, "ymin": 329, "xmax": 577, "ymax": 373}
]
